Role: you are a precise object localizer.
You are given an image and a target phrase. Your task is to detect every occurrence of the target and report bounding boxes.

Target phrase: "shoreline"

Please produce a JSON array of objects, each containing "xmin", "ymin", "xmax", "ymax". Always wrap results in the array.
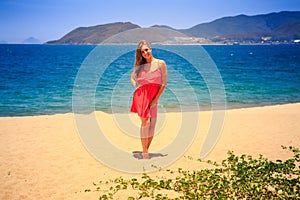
[
  {"xmin": 1, "ymin": 102, "xmax": 299, "ymax": 199},
  {"xmin": 0, "ymin": 101, "xmax": 299, "ymax": 118}
]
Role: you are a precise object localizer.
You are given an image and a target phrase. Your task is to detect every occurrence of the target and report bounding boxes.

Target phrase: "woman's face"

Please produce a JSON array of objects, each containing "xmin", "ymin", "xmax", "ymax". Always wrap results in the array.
[{"xmin": 141, "ymin": 44, "xmax": 152, "ymax": 59}]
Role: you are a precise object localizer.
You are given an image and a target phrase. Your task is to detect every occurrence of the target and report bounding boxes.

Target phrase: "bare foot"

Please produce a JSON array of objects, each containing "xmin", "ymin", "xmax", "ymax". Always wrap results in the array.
[{"xmin": 142, "ymin": 152, "xmax": 150, "ymax": 159}]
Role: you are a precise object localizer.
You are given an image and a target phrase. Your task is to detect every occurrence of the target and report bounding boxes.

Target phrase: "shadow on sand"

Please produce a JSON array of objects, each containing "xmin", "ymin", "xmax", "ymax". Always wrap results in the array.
[{"xmin": 132, "ymin": 151, "xmax": 168, "ymax": 160}]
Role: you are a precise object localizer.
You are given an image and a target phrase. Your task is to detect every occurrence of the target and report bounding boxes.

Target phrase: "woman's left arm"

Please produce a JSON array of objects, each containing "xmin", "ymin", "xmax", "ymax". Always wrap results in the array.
[{"xmin": 150, "ymin": 60, "xmax": 167, "ymax": 106}]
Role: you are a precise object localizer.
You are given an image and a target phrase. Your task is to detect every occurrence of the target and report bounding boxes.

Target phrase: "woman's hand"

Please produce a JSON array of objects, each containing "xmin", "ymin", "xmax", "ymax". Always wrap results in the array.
[{"xmin": 150, "ymin": 99, "xmax": 158, "ymax": 107}]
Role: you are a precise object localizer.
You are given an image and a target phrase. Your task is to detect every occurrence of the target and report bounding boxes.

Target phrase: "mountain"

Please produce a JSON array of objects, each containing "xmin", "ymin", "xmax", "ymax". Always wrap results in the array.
[
  {"xmin": 181, "ymin": 11, "xmax": 300, "ymax": 43},
  {"xmin": 47, "ymin": 22, "xmax": 140, "ymax": 44},
  {"xmin": 101, "ymin": 27, "xmax": 211, "ymax": 44},
  {"xmin": 218, "ymin": 21, "xmax": 300, "ymax": 42},
  {"xmin": 47, "ymin": 11, "xmax": 300, "ymax": 44},
  {"xmin": 151, "ymin": 25, "xmax": 176, "ymax": 30},
  {"xmin": 23, "ymin": 37, "xmax": 41, "ymax": 44},
  {"xmin": 271, "ymin": 21, "xmax": 300, "ymax": 40}
]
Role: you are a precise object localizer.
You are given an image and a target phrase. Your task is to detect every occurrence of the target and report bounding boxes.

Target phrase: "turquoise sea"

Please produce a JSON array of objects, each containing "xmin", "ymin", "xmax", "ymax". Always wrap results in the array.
[{"xmin": 0, "ymin": 44, "xmax": 299, "ymax": 116}]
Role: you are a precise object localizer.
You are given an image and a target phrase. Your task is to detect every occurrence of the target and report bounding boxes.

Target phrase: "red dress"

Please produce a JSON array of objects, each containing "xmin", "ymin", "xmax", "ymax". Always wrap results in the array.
[{"xmin": 130, "ymin": 63, "xmax": 162, "ymax": 118}]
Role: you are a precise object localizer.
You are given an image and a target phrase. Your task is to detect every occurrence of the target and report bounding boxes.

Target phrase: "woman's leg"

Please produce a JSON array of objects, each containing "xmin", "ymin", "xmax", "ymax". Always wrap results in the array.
[
  {"xmin": 147, "ymin": 117, "xmax": 157, "ymax": 149},
  {"xmin": 147, "ymin": 104, "xmax": 158, "ymax": 149},
  {"xmin": 140, "ymin": 117, "xmax": 150, "ymax": 159}
]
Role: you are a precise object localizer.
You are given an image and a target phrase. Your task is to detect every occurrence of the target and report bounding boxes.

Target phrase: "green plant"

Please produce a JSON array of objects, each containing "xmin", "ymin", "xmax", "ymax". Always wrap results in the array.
[{"xmin": 94, "ymin": 146, "xmax": 299, "ymax": 199}]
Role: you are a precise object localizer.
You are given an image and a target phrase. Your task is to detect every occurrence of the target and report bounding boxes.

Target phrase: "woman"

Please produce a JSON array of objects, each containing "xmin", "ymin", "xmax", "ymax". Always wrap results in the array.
[{"xmin": 130, "ymin": 40, "xmax": 167, "ymax": 159}]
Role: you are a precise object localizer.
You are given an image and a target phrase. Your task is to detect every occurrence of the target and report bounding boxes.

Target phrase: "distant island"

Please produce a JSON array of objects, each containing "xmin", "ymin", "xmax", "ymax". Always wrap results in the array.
[
  {"xmin": 47, "ymin": 11, "xmax": 300, "ymax": 45},
  {"xmin": 23, "ymin": 37, "xmax": 41, "ymax": 44}
]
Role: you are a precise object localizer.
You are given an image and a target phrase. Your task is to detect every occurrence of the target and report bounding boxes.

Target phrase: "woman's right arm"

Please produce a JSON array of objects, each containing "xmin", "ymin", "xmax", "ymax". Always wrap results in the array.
[{"xmin": 130, "ymin": 72, "xmax": 137, "ymax": 88}]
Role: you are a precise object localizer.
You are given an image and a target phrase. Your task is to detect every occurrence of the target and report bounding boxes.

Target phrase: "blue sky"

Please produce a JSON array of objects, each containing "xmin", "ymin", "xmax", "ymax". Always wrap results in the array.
[{"xmin": 1, "ymin": 0, "xmax": 299, "ymax": 43}]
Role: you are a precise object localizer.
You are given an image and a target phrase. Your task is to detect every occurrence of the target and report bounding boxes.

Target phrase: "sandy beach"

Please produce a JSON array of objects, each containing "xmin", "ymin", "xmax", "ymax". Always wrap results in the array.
[{"xmin": 1, "ymin": 103, "xmax": 300, "ymax": 199}]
